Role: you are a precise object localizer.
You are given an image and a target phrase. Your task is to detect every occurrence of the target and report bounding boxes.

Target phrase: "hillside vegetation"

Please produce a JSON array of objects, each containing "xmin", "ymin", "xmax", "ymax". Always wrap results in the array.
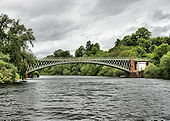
[{"xmin": 40, "ymin": 27, "xmax": 170, "ymax": 79}]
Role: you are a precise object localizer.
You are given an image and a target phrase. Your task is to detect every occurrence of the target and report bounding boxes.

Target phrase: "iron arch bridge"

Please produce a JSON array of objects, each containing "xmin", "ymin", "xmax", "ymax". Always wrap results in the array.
[{"xmin": 27, "ymin": 57, "xmax": 151, "ymax": 76}]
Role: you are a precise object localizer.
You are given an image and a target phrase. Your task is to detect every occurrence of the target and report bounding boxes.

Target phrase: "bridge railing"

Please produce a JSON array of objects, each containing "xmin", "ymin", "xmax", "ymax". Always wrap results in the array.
[{"xmin": 39, "ymin": 57, "xmax": 152, "ymax": 61}]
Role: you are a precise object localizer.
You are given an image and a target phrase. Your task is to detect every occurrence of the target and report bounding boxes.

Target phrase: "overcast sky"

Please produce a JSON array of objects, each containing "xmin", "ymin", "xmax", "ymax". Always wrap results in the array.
[{"xmin": 1, "ymin": 0, "xmax": 170, "ymax": 58}]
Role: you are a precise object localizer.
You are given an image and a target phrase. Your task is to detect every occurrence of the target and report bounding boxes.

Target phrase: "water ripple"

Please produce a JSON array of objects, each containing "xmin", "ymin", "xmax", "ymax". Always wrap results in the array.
[{"xmin": 0, "ymin": 76, "xmax": 170, "ymax": 120}]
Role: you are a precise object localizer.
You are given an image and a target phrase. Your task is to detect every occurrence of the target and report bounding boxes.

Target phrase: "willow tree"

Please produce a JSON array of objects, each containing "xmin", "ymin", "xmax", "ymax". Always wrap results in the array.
[{"xmin": 0, "ymin": 14, "xmax": 35, "ymax": 79}]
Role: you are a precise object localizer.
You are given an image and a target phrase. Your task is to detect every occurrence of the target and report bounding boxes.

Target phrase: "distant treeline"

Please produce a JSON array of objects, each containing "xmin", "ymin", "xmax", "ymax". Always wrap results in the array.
[{"xmin": 40, "ymin": 27, "xmax": 170, "ymax": 79}]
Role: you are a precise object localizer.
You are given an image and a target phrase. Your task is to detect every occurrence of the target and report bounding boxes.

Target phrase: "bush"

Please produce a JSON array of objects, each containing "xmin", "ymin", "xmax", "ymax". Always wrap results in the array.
[
  {"xmin": 30, "ymin": 71, "xmax": 40, "ymax": 78},
  {"xmin": 153, "ymin": 43, "xmax": 170, "ymax": 65},
  {"xmin": 97, "ymin": 66, "xmax": 111, "ymax": 76},
  {"xmin": 16, "ymin": 73, "xmax": 20, "ymax": 79},
  {"xmin": 0, "ymin": 56, "xmax": 17, "ymax": 83},
  {"xmin": 63, "ymin": 68, "xmax": 70, "ymax": 75},
  {"xmin": 114, "ymin": 69, "xmax": 127, "ymax": 77},
  {"xmin": 34, "ymin": 71, "xmax": 40, "ymax": 78},
  {"xmin": 159, "ymin": 51, "xmax": 170, "ymax": 79},
  {"xmin": 144, "ymin": 63, "xmax": 160, "ymax": 78}
]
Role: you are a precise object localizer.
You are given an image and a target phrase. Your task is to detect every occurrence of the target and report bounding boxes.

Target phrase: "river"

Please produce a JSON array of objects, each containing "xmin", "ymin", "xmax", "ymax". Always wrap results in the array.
[{"xmin": 0, "ymin": 76, "xmax": 170, "ymax": 121}]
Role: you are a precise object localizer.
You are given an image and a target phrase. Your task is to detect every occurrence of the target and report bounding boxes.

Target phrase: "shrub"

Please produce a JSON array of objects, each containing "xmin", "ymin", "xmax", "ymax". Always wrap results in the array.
[
  {"xmin": 159, "ymin": 51, "xmax": 170, "ymax": 79},
  {"xmin": 0, "ymin": 58, "xmax": 17, "ymax": 83},
  {"xmin": 30, "ymin": 71, "xmax": 40, "ymax": 78},
  {"xmin": 114, "ymin": 69, "xmax": 127, "ymax": 77},
  {"xmin": 144, "ymin": 63, "xmax": 160, "ymax": 78}
]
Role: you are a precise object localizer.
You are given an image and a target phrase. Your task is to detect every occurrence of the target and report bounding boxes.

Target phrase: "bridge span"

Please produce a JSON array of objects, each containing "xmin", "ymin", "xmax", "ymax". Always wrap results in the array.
[{"xmin": 27, "ymin": 57, "xmax": 151, "ymax": 77}]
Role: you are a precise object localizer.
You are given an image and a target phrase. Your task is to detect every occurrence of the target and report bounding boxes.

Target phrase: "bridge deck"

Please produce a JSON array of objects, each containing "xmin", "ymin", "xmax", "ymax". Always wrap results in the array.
[{"xmin": 27, "ymin": 57, "xmax": 152, "ymax": 73}]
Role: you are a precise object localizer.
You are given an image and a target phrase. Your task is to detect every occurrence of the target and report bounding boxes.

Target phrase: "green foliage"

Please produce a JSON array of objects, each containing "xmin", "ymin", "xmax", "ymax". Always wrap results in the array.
[
  {"xmin": 75, "ymin": 45, "xmax": 85, "ymax": 57},
  {"xmin": 0, "ymin": 53, "xmax": 17, "ymax": 83},
  {"xmin": 0, "ymin": 14, "xmax": 36, "ymax": 80},
  {"xmin": 63, "ymin": 68, "xmax": 71, "ymax": 75},
  {"xmin": 81, "ymin": 64, "xmax": 91, "ymax": 75},
  {"xmin": 53, "ymin": 49, "xmax": 72, "ymax": 57},
  {"xmin": 97, "ymin": 66, "xmax": 112, "ymax": 76},
  {"xmin": 40, "ymin": 27, "xmax": 169, "ymax": 79},
  {"xmin": 109, "ymin": 45, "xmax": 136, "ymax": 57},
  {"xmin": 94, "ymin": 43, "xmax": 100, "ymax": 50},
  {"xmin": 137, "ymin": 38, "xmax": 151, "ymax": 53},
  {"xmin": 30, "ymin": 71, "xmax": 40, "ymax": 78},
  {"xmin": 135, "ymin": 27, "xmax": 151, "ymax": 40},
  {"xmin": 16, "ymin": 73, "xmax": 20, "ymax": 79},
  {"xmin": 151, "ymin": 37, "xmax": 170, "ymax": 46},
  {"xmin": 132, "ymin": 46, "xmax": 147, "ymax": 57},
  {"xmin": 0, "ymin": 53, "xmax": 10, "ymax": 62},
  {"xmin": 34, "ymin": 71, "xmax": 40, "ymax": 78},
  {"xmin": 159, "ymin": 51, "xmax": 170, "ymax": 79},
  {"xmin": 114, "ymin": 27, "xmax": 152, "ymax": 47},
  {"xmin": 0, "ymin": 73, "xmax": 3, "ymax": 83},
  {"xmin": 114, "ymin": 39, "xmax": 121, "ymax": 47},
  {"xmin": 90, "ymin": 46, "xmax": 99, "ymax": 55},
  {"xmin": 122, "ymin": 35, "xmax": 134, "ymax": 46},
  {"xmin": 86, "ymin": 40, "xmax": 93, "ymax": 52},
  {"xmin": 114, "ymin": 69, "xmax": 127, "ymax": 77},
  {"xmin": 144, "ymin": 63, "xmax": 160, "ymax": 78},
  {"xmin": 153, "ymin": 43, "xmax": 170, "ymax": 65}
]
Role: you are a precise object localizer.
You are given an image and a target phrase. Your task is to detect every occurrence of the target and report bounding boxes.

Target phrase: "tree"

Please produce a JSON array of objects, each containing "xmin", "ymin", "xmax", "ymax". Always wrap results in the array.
[
  {"xmin": 135, "ymin": 27, "xmax": 151, "ymax": 40},
  {"xmin": 53, "ymin": 49, "xmax": 72, "ymax": 57},
  {"xmin": 75, "ymin": 45, "xmax": 85, "ymax": 57},
  {"xmin": 150, "ymin": 37, "xmax": 168, "ymax": 46},
  {"xmin": 137, "ymin": 38, "xmax": 151, "ymax": 53},
  {"xmin": 81, "ymin": 64, "xmax": 91, "ymax": 75},
  {"xmin": 122, "ymin": 35, "xmax": 134, "ymax": 46},
  {"xmin": 129, "ymin": 27, "xmax": 152, "ymax": 45},
  {"xmin": 0, "ymin": 14, "xmax": 12, "ymax": 52},
  {"xmin": 86, "ymin": 40, "xmax": 93, "ymax": 51},
  {"xmin": 114, "ymin": 69, "xmax": 127, "ymax": 77},
  {"xmin": 94, "ymin": 43, "xmax": 100, "ymax": 50},
  {"xmin": 114, "ymin": 39, "xmax": 121, "ymax": 47},
  {"xmin": 132, "ymin": 46, "xmax": 146, "ymax": 57},
  {"xmin": 159, "ymin": 51, "xmax": 170, "ymax": 79},
  {"xmin": 90, "ymin": 46, "xmax": 99, "ymax": 55},
  {"xmin": 53, "ymin": 49, "xmax": 63, "ymax": 57},
  {"xmin": 144, "ymin": 63, "xmax": 160, "ymax": 78},
  {"xmin": 97, "ymin": 66, "xmax": 113, "ymax": 76},
  {"xmin": 46, "ymin": 55, "xmax": 53, "ymax": 58},
  {"xmin": 61, "ymin": 50, "xmax": 71, "ymax": 57},
  {"xmin": 0, "ymin": 14, "xmax": 35, "ymax": 79},
  {"xmin": 63, "ymin": 68, "xmax": 71, "ymax": 75},
  {"xmin": 153, "ymin": 43, "xmax": 170, "ymax": 65}
]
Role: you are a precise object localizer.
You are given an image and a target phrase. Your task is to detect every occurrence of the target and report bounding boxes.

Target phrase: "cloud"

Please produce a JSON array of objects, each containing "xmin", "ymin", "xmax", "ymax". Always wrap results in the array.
[
  {"xmin": 89, "ymin": 0, "xmax": 141, "ymax": 18},
  {"xmin": 152, "ymin": 10, "xmax": 170, "ymax": 21},
  {"xmin": 0, "ymin": 0, "xmax": 170, "ymax": 58},
  {"xmin": 0, "ymin": 0, "xmax": 76, "ymax": 18},
  {"xmin": 151, "ymin": 25, "xmax": 170, "ymax": 37},
  {"xmin": 32, "ymin": 18, "xmax": 80, "ymax": 41}
]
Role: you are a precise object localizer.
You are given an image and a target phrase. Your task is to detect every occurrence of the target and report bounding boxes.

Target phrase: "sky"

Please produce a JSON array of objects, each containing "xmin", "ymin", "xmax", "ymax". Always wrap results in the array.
[{"xmin": 1, "ymin": 0, "xmax": 170, "ymax": 58}]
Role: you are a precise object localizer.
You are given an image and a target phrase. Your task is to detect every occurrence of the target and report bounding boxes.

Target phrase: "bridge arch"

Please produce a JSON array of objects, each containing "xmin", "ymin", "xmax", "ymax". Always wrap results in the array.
[
  {"xmin": 27, "ymin": 58, "xmax": 132, "ymax": 74},
  {"xmin": 28, "ymin": 61, "xmax": 131, "ymax": 74}
]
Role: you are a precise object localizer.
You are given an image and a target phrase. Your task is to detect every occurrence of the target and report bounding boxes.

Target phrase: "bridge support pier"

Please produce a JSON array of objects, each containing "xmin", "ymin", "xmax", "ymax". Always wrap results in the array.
[
  {"xmin": 129, "ymin": 71, "xmax": 143, "ymax": 78},
  {"xmin": 129, "ymin": 59, "xmax": 142, "ymax": 78},
  {"xmin": 26, "ymin": 72, "xmax": 31, "ymax": 78},
  {"xmin": 129, "ymin": 72, "xmax": 138, "ymax": 78}
]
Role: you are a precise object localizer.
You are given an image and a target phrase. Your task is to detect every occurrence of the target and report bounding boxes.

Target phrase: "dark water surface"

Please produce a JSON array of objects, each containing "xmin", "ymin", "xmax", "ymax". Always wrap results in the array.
[{"xmin": 0, "ymin": 76, "xmax": 170, "ymax": 121}]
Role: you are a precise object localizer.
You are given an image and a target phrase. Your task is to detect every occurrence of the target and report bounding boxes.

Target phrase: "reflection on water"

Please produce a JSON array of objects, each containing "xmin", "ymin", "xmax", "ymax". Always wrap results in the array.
[{"xmin": 0, "ymin": 76, "xmax": 170, "ymax": 120}]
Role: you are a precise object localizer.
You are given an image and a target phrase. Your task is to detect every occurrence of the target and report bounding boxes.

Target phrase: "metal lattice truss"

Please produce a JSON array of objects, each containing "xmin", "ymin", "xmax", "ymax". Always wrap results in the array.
[{"xmin": 27, "ymin": 58, "xmax": 132, "ymax": 73}]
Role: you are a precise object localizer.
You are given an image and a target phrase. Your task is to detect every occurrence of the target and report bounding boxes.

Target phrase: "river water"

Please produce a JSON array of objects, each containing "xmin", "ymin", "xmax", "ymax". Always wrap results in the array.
[{"xmin": 0, "ymin": 76, "xmax": 170, "ymax": 121}]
